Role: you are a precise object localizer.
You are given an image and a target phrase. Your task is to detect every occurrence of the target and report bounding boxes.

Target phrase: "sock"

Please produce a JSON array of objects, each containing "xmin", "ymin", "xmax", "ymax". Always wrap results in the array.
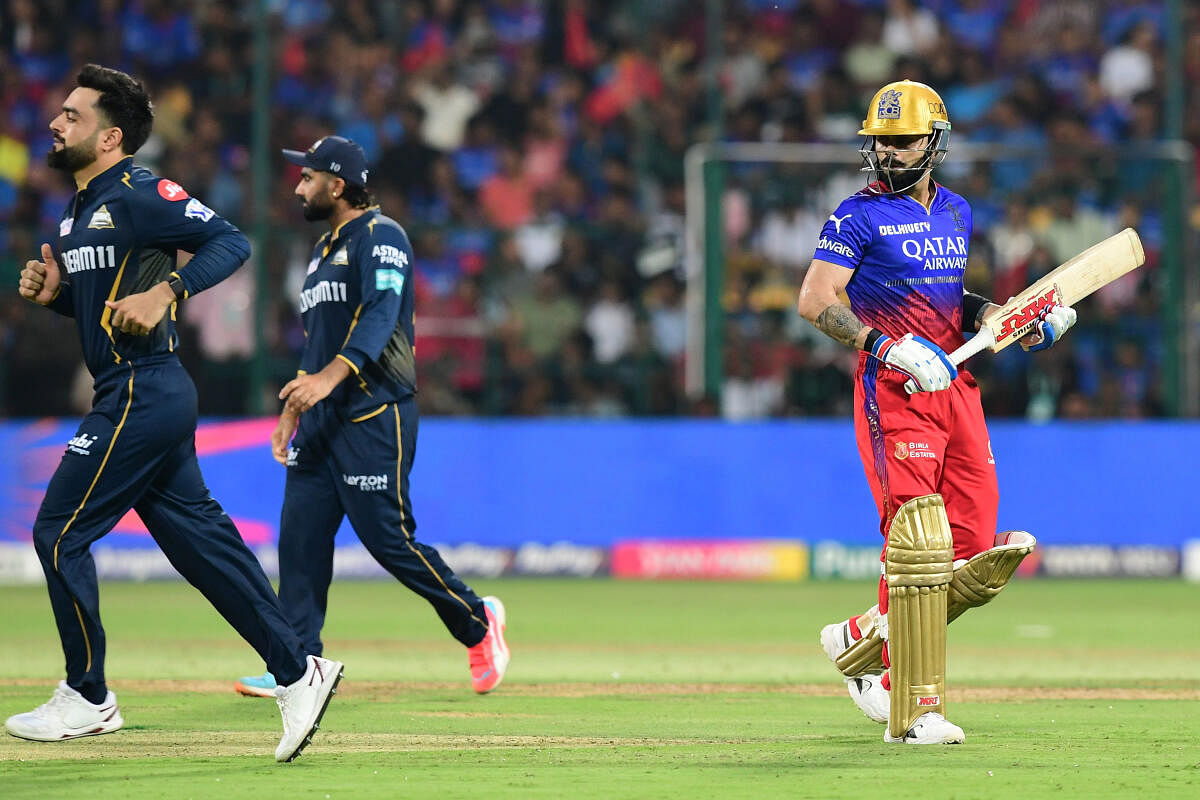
[
  {"xmin": 881, "ymin": 671, "xmax": 891, "ymax": 692},
  {"xmin": 75, "ymin": 683, "xmax": 108, "ymax": 705}
]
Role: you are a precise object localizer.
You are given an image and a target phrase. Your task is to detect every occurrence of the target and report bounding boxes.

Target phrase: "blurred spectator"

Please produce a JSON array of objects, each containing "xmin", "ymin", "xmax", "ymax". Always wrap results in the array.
[
  {"xmin": 478, "ymin": 143, "xmax": 534, "ymax": 229},
  {"xmin": 585, "ymin": 281, "xmax": 635, "ymax": 365},
  {"xmin": 412, "ymin": 63, "xmax": 480, "ymax": 151},
  {"xmin": 1099, "ymin": 20, "xmax": 1157, "ymax": 106},
  {"xmin": 0, "ymin": 0, "xmax": 1193, "ymax": 422},
  {"xmin": 882, "ymin": 0, "xmax": 940, "ymax": 57}
]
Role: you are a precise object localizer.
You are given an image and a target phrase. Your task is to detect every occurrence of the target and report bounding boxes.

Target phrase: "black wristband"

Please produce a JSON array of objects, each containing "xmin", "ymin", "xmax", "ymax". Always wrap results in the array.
[
  {"xmin": 863, "ymin": 328, "xmax": 885, "ymax": 353},
  {"xmin": 962, "ymin": 292, "xmax": 991, "ymax": 330},
  {"xmin": 167, "ymin": 273, "xmax": 187, "ymax": 301}
]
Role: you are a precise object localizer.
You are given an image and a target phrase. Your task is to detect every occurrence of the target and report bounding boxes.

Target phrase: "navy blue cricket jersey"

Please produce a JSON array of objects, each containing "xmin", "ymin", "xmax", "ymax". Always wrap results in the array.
[
  {"xmin": 297, "ymin": 208, "xmax": 417, "ymax": 420},
  {"xmin": 47, "ymin": 155, "xmax": 250, "ymax": 382}
]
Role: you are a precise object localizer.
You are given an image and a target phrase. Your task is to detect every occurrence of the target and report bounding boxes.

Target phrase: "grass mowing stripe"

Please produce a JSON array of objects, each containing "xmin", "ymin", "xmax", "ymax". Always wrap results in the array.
[{"xmin": 1, "ymin": 579, "xmax": 1198, "ymax": 799}]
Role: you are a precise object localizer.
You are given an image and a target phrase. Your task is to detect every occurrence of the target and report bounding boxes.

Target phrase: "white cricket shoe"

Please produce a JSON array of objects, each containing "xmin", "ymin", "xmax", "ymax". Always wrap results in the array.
[
  {"xmin": 846, "ymin": 673, "xmax": 889, "ymax": 725},
  {"xmin": 820, "ymin": 619, "xmax": 854, "ymax": 663},
  {"xmin": 820, "ymin": 606, "xmax": 881, "ymax": 666},
  {"xmin": 275, "ymin": 655, "xmax": 343, "ymax": 762},
  {"xmin": 5, "ymin": 681, "xmax": 123, "ymax": 742},
  {"xmin": 883, "ymin": 712, "xmax": 965, "ymax": 745}
]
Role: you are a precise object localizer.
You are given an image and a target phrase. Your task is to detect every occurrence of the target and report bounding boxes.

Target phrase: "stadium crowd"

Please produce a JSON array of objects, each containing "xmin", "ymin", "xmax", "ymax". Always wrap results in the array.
[{"xmin": 0, "ymin": 0, "xmax": 1196, "ymax": 419}]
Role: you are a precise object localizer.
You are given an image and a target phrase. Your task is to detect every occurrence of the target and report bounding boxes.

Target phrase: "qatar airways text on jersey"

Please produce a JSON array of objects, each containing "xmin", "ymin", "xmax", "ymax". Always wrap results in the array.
[{"xmin": 812, "ymin": 184, "xmax": 974, "ymax": 353}]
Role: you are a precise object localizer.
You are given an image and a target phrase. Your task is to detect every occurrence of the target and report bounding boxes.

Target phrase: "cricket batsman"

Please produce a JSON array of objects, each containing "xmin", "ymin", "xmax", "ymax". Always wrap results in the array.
[{"xmin": 797, "ymin": 80, "xmax": 1075, "ymax": 743}]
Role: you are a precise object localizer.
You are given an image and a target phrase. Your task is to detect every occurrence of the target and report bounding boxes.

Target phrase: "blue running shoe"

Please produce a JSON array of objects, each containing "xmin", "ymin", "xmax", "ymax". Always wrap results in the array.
[{"xmin": 235, "ymin": 672, "xmax": 277, "ymax": 698}]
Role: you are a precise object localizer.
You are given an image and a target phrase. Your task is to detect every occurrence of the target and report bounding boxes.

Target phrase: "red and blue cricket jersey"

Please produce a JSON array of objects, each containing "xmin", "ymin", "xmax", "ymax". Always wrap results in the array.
[
  {"xmin": 813, "ymin": 181, "xmax": 998, "ymax": 569},
  {"xmin": 814, "ymin": 181, "xmax": 972, "ymax": 355}
]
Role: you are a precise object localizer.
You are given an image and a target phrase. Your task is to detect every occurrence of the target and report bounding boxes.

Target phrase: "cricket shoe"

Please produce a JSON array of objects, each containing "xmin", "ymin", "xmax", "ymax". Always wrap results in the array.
[
  {"xmin": 5, "ymin": 681, "xmax": 123, "ymax": 741},
  {"xmin": 275, "ymin": 655, "xmax": 343, "ymax": 762},
  {"xmin": 819, "ymin": 606, "xmax": 880, "ymax": 665},
  {"xmin": 235, "ymin": 672, "xmax": 277, "ymax": 698},
  {"xmin": 820, "ymin": 620, "xmax": 854, "ymax": 663},
  {"xmin": 846, "ymin": 673, "xmax": 889, "ymax": 725},
  {"xmin": 883, "ymin": 712, "xmax": 965, "ymax": 745},
  {"xmin": 468, "ymin": 596, "xmax": 510, "ymax": 694}
]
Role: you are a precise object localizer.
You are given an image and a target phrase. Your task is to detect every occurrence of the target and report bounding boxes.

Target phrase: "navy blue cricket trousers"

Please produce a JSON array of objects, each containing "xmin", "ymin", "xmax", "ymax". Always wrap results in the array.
[
  {"xmin": 32, "ymin": 356, "xmax": 308, "ymax": 699},
  {"xmin": 279, "ymin": 397, "xmax": 488, "ymax": 656}
]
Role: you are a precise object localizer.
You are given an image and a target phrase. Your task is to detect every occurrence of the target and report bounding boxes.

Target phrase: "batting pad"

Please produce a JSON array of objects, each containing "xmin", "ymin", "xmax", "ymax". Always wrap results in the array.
[
  {"xmin": 948, "ymin": 531, "xmax": 1036, "ymax": 623},
  {"xmin": 835, "ymin": 531, "xmax": 1037, "ymax": 678},
  {"xmin": 885, "ymin": 494, "xmax": 954, "ymax": 740}
]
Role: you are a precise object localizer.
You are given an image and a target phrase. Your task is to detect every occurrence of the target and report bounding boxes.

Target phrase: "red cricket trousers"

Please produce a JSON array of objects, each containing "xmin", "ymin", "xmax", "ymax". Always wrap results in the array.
[{"xmin": 852, "ymin": 353, "xmax": 999, "ymax": 614}]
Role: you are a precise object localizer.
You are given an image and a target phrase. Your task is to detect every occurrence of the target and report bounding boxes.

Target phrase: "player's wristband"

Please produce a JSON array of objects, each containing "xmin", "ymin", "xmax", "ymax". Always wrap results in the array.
[
  {"xmin": 864, "ymin": 328, "xmax": 890, "ymax": 358},
  {"xmin": 167, "ymin": 273, "xmax": 188, "ymax": 301},
  {"xmin": 962, "ymin": 292, "xmax": 991, "ymax": 330}
]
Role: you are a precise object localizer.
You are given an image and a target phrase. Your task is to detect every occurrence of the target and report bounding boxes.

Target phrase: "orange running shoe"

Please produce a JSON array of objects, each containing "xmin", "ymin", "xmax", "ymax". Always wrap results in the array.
[{"xmin": 467, "ymin": 596, "xmax": 509, "ymax": 693}]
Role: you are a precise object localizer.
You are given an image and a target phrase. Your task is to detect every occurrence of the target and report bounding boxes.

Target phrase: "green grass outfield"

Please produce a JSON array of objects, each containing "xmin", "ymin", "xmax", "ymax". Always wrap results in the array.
[{"xmin": 1, "ymin": 579, "xmax": 1197, "ymax": 799}]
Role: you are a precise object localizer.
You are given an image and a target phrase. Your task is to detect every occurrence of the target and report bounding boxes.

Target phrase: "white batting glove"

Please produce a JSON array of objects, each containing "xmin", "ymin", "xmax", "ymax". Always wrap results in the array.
[
  {"xmin": 1021, "ymin": 304, "xmax": 1077, "ymax": 352},
  {"xmin": 868, "ymin": 332, "xmax": 957, "ymax": 393}
]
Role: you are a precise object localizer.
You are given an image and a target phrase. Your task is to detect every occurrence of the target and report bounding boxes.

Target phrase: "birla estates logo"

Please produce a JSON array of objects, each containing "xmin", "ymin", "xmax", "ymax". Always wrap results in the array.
[
  {"xmin": 996, "ymin": 287, "xmax": 1059, "ymax": 342},
  {"xmin": 894, "ymin": 440, "xmax": 936, "ymax": 460}
]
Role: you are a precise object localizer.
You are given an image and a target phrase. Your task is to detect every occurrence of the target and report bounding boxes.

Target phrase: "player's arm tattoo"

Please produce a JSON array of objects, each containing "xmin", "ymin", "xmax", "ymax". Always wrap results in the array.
[{"xmin": 814, "ymin": 303, "xmax": 866, "ymax": 348}]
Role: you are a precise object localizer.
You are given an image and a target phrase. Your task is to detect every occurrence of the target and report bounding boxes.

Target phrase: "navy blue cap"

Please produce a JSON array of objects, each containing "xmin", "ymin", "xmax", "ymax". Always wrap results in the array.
[{"xmin": 282, "ymin": 136, "xmax": 369, "ymax": 187}]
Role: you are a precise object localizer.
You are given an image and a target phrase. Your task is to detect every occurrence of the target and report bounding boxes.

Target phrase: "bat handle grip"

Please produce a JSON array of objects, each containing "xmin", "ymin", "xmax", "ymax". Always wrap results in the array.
[{"xmin": 903, "ymin": 330, "xmax": 997, "ymax": 395}]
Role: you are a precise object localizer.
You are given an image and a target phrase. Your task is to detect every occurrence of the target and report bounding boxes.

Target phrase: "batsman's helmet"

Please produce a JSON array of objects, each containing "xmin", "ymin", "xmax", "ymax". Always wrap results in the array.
[{"xmin": 858, "ymin": 79, "xmax": 951, "ymax": 194}]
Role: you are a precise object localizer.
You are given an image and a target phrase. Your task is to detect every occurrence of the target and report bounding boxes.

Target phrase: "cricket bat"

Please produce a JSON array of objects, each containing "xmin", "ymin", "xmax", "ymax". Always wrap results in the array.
[{"xmin": 951, "ymin": 227, "xmax": 1145, "ymax": 366}]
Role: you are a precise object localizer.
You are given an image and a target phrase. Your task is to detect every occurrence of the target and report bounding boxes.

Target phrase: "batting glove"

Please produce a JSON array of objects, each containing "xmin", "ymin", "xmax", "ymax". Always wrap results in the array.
[
  {"xmin": 1021, "ymin": 304, "xmax": 1077, "ymax": 352},
  {"xmin": 869, "ymin": 332, "xmax": 957, "ymax": 392}
]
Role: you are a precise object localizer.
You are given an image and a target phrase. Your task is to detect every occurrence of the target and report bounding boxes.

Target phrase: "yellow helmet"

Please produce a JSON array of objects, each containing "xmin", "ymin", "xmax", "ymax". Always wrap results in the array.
[
  {"xmin": 859, "ymin": 79, "xmax": 950, "ymax": 137},
  {"xmin": 858, "ymin": 79, "xmax": 951, "ymax": 193}
]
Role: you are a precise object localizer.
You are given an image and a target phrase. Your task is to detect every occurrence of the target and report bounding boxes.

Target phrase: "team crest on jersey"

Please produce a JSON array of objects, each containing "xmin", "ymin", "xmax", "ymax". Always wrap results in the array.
[
  {"xmin": 306, "ymin": 257, "xmax": 319, "ymax": 276},
  {"xmin": 948, "ymin": 202, "xmax": 966, "ymax": 232},
  {"xmin": 59, "ymin": 218, "xmax": 73, "ymax": 237},
  {"xmin": 877, "ymin": 89, "xmax": 902, "ymax": 120},
  {"xmin": 330, "ymin": 248, "xmax": 349, "ymax": 266},
  {"xmin": 87, "ymin": 204, "xmax": 115, "ymax": 229}
]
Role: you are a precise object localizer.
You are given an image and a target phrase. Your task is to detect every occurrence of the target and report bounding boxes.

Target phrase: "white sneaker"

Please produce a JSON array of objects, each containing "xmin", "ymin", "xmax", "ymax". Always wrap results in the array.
[
  {"xmin": 820, "ymin": 606, "xmax": 881, "ymax": 666},
  {"xmin": 275, "ymin": 655, "xmax": 343, "ymax": 762},
  {"xmin": 820, "ymin": 620, "xmax": 853, "ymax": 663},
  {"xmin": 5, "ymin": 681, "xmax": 123, "ymax": 742},
  {"xmin": 846, "ymin": 674, "xmax": 889, "ymax": 724},
  {"xmin": 884, "ymin": 712, "xmax": 965, "ymax": 745}
]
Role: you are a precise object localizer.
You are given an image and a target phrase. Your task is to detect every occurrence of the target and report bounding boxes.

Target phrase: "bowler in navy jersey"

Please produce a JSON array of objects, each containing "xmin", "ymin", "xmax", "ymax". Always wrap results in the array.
[
  {"xmin": 8, "ymin": 66, "xmax": 342, "ymax": 763},
  {"xmin": 232, "ymin": 136, "xmax": 509, "ymax": 700}
]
